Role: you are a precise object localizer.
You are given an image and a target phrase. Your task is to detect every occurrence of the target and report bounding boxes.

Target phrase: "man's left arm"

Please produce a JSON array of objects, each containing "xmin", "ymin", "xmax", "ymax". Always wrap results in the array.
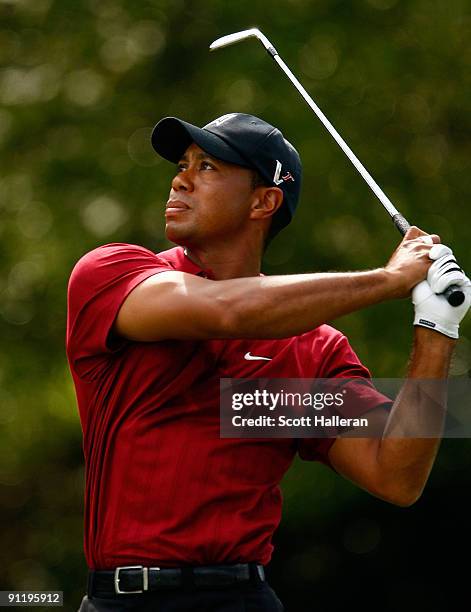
[{"xmin": 327, "ymin": 327, "xmax": 454, "ymax": 507}]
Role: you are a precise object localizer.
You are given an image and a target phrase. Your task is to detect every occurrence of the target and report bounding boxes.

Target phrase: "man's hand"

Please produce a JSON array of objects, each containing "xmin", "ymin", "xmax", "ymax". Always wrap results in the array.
[
  {"xmin": 384, "ymin": 226, "xmax": 441, "ymax": 298},
  {"xmin": 410, "ymin": 241, "xmax": 471, "ymax": 339},
  {"xmin": 426, "ymin": 244, "xmax": 466, "ymax": 294},
  {"xmin": 412, "ymin": 278, "xmax": 471, "ymax": 339}
]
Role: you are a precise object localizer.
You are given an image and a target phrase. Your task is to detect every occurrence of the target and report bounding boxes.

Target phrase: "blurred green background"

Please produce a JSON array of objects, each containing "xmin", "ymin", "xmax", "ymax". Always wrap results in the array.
[{"xmin": 1, "ymin": 0, "xmax": 470, "ymax": 610}]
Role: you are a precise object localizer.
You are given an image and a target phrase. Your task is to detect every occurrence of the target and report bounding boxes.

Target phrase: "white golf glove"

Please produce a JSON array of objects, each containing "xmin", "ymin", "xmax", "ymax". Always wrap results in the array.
[
  {"xmin": 426, "ymin": 244, "xmax": 466, "ymax": 294},
  {"xmin": 412, "ymin": 244, "xmax": 471, "ymax": 339}
]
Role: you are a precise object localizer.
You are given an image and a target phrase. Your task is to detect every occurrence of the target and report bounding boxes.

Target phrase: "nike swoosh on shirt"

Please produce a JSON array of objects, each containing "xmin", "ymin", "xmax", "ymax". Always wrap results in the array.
[{"xmin": 244, "ymin": 352, "xmax": 272, "ymax": 361}]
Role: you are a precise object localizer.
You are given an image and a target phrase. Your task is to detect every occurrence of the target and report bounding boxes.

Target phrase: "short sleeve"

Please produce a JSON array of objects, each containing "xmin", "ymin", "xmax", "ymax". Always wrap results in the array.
[
  {"xmin": 66, "ymin": 243, "xmax": 173, "ymax": 381},
  {"xmin": 297, "ymin": 333, "xmax": 393, "ymax": 470}
]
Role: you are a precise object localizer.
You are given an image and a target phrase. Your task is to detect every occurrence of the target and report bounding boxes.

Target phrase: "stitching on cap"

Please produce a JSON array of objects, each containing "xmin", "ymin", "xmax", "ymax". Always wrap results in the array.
[
  {"xmin": 202, "ymin": 127, "xmax": 257, "ymax": 169},
  {"xmin": 251, "ymin": 127, "xmax": 280, "ymax": 156}
]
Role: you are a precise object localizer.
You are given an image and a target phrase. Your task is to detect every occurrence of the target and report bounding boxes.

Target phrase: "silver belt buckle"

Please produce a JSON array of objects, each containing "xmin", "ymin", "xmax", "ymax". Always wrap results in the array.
[
  {"xmin": 256, "ymin": 564, "xmax": 265, "ymax": 581},
  {"xmin": 114, "ymin": 565, "xmax": 149, "ymax": 594}
]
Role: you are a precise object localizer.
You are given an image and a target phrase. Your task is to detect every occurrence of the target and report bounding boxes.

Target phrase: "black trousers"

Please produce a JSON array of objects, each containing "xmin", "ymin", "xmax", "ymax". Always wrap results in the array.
[{"xmin": 77, "ymin": 581, "xmax": 284, "ymax": 611}]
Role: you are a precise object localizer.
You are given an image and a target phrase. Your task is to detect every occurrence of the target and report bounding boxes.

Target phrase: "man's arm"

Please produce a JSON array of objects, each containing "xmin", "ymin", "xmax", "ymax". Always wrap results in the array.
[
  {"xmin": 326, "ymin": 327, "xmax": 455, "ymax": 507},
  {"xmin": 114, "ymin": 227, "xmax": 437, "ymax": 342}
]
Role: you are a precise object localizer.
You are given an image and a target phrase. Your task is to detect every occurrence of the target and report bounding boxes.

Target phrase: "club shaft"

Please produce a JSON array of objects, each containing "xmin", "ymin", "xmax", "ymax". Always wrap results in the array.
[{"xmin": 272, "ymin": 54, "xmax": 401, "ymax": 220}]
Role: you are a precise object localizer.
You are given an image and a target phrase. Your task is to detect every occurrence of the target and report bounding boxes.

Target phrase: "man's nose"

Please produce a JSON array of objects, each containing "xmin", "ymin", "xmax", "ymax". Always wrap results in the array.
[{"xmin": 171, "ymin": 169, "xmax": 194, "ymax": 192}]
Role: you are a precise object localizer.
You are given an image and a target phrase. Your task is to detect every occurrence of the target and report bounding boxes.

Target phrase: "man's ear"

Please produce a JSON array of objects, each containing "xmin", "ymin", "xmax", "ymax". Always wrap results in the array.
[{"xmin": 250, "ymin": 187, "xmax": 284, "ymax": 221}]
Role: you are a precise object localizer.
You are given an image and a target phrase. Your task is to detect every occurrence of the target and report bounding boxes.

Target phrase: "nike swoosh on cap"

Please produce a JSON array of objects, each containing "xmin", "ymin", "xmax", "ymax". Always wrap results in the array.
[{"xmin": 244, "ymin": 352, "xmax": 272, "ymax": 361}]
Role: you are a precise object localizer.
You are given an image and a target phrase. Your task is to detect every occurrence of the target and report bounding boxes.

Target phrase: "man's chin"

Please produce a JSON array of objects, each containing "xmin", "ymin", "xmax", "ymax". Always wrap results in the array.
[{"xmin": 165, "ymin": 224, "xmax": 194, "ymax": 247}]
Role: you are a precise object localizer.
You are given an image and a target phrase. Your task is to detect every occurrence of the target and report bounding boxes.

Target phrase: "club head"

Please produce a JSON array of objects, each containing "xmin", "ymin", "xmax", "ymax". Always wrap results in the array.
[{"xmin": 210, "ymin": 28, "xmax": 272, "ymax": 52}]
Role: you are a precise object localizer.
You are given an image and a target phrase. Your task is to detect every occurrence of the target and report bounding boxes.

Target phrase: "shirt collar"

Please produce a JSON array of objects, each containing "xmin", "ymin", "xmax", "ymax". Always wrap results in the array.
[{"xmin": 156, "ymin": 246, "xmax": 214, "ymax": 278}]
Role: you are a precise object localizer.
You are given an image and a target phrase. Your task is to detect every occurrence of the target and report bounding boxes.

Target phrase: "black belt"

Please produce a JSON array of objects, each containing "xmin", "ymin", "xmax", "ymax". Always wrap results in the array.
[{"xmin": 88, "ymin": 563, "xmax": 266, "ymax": 596}]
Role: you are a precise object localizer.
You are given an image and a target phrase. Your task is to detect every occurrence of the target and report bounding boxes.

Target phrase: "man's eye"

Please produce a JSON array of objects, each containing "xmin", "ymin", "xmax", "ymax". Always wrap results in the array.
[
  {"xmin": 177, "ymin": 164, "xmax": 187, "ymax": 172},
  {"xmin": 201, "ymin": 161, "xmax": 215, "ymax": 170}
]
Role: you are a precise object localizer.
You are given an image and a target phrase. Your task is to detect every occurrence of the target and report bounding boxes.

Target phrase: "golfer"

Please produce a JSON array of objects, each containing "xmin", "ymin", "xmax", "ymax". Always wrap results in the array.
[{"xmin": 67, "ymin": 113, "xmax": 470, "ymax": 612}]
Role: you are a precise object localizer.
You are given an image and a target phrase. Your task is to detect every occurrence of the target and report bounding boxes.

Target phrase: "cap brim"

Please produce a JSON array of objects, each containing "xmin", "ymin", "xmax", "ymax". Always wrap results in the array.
[{"xmin": 151, "ymin": 117, "xmax": 251, "ymax": 168}]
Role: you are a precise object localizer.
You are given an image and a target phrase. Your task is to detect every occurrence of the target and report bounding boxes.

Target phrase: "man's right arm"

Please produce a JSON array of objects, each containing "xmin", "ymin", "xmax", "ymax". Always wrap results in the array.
[{"xmin": 114, "ymin": 227, "xmax": 438, "ymax": 342}]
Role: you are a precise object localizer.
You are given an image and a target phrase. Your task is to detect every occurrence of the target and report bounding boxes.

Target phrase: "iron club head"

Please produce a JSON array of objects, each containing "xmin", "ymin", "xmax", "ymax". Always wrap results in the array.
[{"xmin": 210, "ymin": 28, "xmax": 274, "ymax": 54}]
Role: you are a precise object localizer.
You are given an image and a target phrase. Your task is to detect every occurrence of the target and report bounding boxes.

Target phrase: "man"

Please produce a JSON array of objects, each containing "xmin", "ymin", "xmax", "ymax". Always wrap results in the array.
[{"xmin": 67, "ymin": 113, "xmax": 470, "ymax": 612}]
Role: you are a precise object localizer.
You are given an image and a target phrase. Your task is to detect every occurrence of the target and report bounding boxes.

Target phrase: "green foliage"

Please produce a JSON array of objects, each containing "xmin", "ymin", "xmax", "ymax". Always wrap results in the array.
[{"xmin": 1, "ymin": 0, "xmax": 470, "ymax": 607}]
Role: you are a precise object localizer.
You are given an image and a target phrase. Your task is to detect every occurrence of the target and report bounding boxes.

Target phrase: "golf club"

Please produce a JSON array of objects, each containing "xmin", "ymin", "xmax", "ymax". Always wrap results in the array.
[{"xmin": 210, "ymin": 28, "xmax": 465, "ymax": 306}]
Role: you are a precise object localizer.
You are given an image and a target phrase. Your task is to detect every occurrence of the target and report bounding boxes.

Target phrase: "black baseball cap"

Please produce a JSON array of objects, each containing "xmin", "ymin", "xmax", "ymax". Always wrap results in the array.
[{"xmin": 151, "ymin": 113, "xmax": 302, "ymax": 240}]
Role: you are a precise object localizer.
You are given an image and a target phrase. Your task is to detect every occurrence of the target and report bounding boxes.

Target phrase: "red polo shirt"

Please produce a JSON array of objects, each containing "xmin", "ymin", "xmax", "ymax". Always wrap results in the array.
[{"xmin": 66, "ymin": 243, "xmax": 392, "ymax": 570}]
